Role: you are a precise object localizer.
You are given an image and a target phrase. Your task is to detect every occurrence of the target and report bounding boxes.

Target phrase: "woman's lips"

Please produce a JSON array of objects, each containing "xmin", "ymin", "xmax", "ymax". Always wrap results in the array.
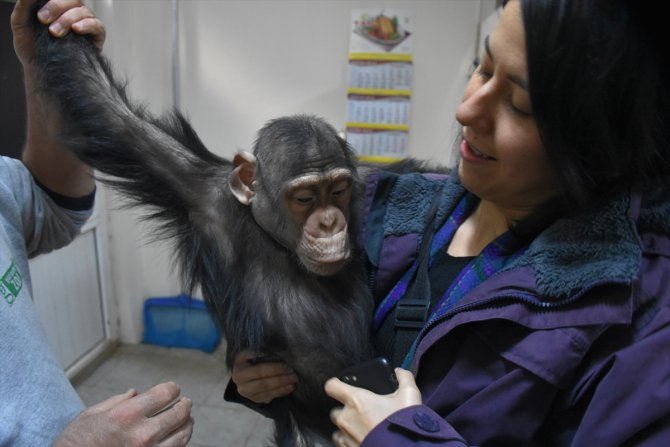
[{"xmin": 460, "ymin": 139, "xmax": 496, "ymax": 162}]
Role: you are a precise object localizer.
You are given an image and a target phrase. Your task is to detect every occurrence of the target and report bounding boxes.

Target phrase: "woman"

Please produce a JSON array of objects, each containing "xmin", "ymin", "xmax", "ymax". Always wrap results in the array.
[{"xmin": 232, "ymin": 0, "xmax": 670, "ymax": 445}]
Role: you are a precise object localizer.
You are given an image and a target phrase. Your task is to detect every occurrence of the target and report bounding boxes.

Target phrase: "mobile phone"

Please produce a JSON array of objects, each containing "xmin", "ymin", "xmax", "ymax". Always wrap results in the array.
[{"xmin": 338, "ymin": 357, "xmax": 398, "ymax": 395}]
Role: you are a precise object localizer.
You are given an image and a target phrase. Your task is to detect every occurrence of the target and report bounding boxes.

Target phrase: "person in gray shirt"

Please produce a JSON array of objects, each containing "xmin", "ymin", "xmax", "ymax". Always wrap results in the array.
[{"xmin": 1, "ymin": 1, "xmax": 193, "ymax": 445}]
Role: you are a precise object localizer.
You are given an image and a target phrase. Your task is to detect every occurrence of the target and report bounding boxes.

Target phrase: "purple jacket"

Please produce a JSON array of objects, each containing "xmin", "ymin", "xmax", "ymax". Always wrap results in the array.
[{"xmin": 361, "ymin": 171, "xmax": 670, "ymax": 446}]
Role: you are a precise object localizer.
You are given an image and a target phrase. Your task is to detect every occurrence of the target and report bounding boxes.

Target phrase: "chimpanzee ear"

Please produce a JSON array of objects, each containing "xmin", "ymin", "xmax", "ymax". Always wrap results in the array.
[{"xmin": 229, "ymin": 151, "xmax": 257, "ymax": 206}]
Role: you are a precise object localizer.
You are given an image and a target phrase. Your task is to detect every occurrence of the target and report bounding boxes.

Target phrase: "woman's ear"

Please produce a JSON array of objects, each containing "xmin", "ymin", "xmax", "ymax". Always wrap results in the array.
[{"xmin": 229, "ymin": 151, "xmax": 257, "ymax": 205}]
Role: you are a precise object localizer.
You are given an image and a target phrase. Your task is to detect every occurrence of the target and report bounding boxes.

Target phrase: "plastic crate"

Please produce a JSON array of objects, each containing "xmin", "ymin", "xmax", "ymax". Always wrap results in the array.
[{"xmin": 142, "ymin": 294, "xmax": 220, "ymax": 353}]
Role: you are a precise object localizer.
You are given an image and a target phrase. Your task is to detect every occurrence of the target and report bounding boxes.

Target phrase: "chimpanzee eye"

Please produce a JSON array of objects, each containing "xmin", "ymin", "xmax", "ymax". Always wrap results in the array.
[
  {"xmin": 294, "ymin": 196, "xmax": 314, "ymax": 205},
  {"xmin": 331, "ymin": 181, "xmax": 351, "ymax": 198}
]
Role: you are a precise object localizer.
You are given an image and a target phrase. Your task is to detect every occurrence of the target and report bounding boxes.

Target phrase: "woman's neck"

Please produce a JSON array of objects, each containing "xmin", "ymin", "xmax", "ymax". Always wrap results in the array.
[{"xmin": 447, "ymin": 200, "xmax": 513, "ymax": 257}]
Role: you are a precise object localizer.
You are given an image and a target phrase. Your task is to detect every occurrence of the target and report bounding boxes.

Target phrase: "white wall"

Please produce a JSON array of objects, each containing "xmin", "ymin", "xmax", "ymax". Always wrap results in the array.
[
  {"xmin": 92, "ymin": 0, "xmax": 496, "ymax": 343},
  {"xmin": 91, "ymin": 0, "xmax": 180, "ymax": 343}
]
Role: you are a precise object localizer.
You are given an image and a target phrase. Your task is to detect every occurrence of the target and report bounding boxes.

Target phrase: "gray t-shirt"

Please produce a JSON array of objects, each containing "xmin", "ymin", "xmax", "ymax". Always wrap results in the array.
[{"xmin": 0, "ymin": 156, "xmax": 92, "ymax": 446}]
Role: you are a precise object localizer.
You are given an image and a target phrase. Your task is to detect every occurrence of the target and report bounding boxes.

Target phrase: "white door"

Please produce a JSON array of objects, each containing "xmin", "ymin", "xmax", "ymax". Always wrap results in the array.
[{"xmin": 30, "ymin": 201, "xmax": 116, "ymax": 378}]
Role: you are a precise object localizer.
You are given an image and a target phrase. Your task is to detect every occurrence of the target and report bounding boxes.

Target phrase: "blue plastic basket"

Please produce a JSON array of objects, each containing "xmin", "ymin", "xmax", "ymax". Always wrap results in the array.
[{"xmin": 142, "ymin": 294, "xmax": 221, "ymax": 353}]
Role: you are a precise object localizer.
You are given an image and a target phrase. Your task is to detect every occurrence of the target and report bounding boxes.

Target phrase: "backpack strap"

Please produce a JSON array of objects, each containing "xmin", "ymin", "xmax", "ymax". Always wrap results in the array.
[{"xmin": 392, "ymin": 184, "xmax": 444, "ymax": 366}]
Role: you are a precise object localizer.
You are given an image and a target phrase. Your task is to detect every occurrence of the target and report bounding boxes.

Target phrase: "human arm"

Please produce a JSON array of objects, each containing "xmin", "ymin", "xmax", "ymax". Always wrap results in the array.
[
  {"xmin": 20, "ymin": 0, "xmax": 234, "ymax": 253},
  {"xmin": 12, "ymin": 0, "xmax": 103, "ymax": 198},
  {"xmin": 53, "ymin": 382, "xmax": 193, "ymax": 447}
]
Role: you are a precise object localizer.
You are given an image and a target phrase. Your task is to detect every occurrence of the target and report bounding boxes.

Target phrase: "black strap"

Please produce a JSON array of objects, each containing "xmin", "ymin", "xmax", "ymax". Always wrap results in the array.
[{"xmin": 392, "ymin": 184, "xmax": 444, "ymax": 365}]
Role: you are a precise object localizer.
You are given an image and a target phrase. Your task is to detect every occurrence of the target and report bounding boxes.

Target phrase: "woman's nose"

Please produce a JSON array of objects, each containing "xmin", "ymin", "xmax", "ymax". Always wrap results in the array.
[{"xmin": 456, "ymin": 79, "xmax": 495, "ymax": 134}]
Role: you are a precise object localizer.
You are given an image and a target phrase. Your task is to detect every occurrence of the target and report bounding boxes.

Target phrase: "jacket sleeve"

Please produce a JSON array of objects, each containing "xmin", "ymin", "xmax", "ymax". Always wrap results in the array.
[{"xmin": 362, "ymin": 405, "xmax": 468, "ymax": 447}]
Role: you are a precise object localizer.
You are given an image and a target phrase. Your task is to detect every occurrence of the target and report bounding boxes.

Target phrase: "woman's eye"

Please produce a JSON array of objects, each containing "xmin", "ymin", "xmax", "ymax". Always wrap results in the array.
[
  {"xmin": 475, "ymin": 66, "xmax": 492, "ymax": 80},
  {"xmin": 508, "ymin": 104, "xmax": 532, "ymax": 117},
  {"xmin": 506, "ymin": 99, "xmax": 533, "ymax": 117}
]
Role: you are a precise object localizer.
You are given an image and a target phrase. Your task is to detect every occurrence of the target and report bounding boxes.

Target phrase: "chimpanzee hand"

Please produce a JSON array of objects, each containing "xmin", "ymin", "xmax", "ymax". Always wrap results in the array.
[
  {"xmin": 12, "ymin": 0, "xmax": 106, "ymax": 69},
  {"xmin": 53, "ymin": 382, "xmax": 193, "ymax": 447},
  {"xmin": 231, "ymin": 350, "xmax": 299, "ymax": 404},
  {"xmin": 325, "ymin": 368, "xmax": 421, "ymax": 445}
]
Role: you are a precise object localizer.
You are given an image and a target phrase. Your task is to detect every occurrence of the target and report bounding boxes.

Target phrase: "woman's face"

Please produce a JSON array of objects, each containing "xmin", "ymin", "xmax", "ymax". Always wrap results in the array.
[{"xmin": 455, "ymin": 0, "xmax": 559, "ymax": 219}]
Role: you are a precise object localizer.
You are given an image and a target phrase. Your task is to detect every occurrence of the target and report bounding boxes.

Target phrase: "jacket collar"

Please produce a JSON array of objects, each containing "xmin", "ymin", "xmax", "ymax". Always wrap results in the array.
[
  {"xmin": 445, "ymin": 179, "xmax": 670, "ymax": 300},
  {"xmin": 511, "ymin": 191, "xmax": 641, "ymax": 298},
  {"xmin": 375, "ymin": 171, "xmax": 670, "ymax": 300}
]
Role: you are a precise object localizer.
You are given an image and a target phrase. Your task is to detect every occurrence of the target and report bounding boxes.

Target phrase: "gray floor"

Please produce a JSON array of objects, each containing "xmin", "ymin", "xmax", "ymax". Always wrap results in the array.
[{"xmin": 74, "ymin": 343, "xmax": 274, "ymax": 447}]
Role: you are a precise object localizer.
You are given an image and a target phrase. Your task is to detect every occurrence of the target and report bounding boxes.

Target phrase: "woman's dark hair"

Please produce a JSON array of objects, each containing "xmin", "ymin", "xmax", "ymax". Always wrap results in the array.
[{"xmin": 519, "ymin": 0, "xmax": 669, "ymax": 210}]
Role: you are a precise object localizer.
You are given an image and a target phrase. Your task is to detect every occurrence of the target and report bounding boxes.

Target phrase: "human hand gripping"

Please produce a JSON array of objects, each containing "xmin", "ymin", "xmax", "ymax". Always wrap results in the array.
[
  {"xmin": 53, "ymin": 382, "xmax": 194, "ymax": 447},
  {"xmin": 325, "ymin": 368, "xmax": 422, "ymax": 446},
  {"xmin": 12, "ymin": 0, "xmax": 105, "ymax": 197},
  {"xmin": 231, "ymin": 350, "xmax": 299, "ymax": 404},
  {"xmin": 12, "ymin": 0, "xmax": 106, "ymax": 67}
]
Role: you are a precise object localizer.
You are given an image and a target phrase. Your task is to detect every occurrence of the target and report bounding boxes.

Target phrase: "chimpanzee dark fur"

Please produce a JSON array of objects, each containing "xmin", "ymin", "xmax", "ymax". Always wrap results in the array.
[{"xmin": 29, "ymin": 2, "xmax": 374, "ymax": 445}]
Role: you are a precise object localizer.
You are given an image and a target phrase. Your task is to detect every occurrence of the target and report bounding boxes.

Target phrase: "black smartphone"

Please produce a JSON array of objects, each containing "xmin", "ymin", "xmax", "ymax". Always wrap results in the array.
[{"xmin": 338, "ymin": 357, "xmax": 398, "ymax": 395}]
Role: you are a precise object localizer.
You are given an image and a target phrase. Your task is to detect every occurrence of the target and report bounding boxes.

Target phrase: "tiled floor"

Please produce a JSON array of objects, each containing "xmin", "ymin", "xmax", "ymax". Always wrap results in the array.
[{"xmin": 74, "ymin": 343, "xmax": 274, "ymax": 447}]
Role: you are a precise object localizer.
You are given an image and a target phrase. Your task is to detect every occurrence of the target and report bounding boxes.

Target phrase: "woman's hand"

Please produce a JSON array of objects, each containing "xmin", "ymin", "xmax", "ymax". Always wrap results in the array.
[
  {"xmin": 231, "ymin": 351, "xmax": 298, "ymax": 404},
  {"xmin": 12, "ymin": 0, "xmax": 106, "ymax": 69},
  {"xmin": 325, "ymin": 368, "xmax": 421, "ymax": 446}
]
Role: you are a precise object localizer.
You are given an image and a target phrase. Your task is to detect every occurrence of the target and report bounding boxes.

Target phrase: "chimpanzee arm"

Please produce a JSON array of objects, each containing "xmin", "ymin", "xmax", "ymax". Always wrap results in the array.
[{"xmin": 28, "ymin": 2, "xmax": 231, "ymax": 230}]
